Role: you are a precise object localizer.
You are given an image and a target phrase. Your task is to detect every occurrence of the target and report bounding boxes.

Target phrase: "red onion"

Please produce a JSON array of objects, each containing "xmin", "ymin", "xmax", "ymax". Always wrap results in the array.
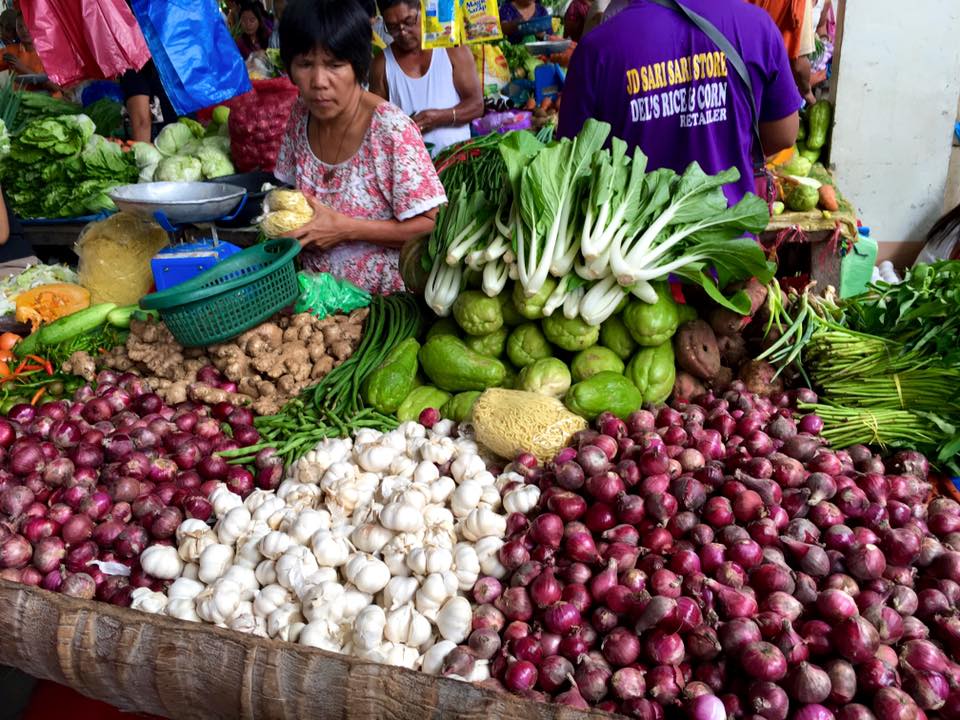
[
  {"xmin": 647, "ymin": 664, "xmax": 683, "ymax": 705},
  {"xmin": 719, "ymin": 618, "xmax": 762, "ymax": 655},
  {"xmin": 816, "ymin": 588, "xmax": 859, "ymax": 622},
  {"xmin": 703, "ymin": 496, "xmax": 734, "ymax": 527},
  {"xmin": 747, "ymin": 680, "xmax": 789, "ymax": 720},
  {"xmin": 564, "ymin": 530, "xmax": 598, "ymax": 563},
  {"xmin": 784, "ymin": 661, "xmax": 832, "ymax": 704},
  {"xmin": 687, "ymin": 694, "xmax": 726, "ymax": 720},
  {"xmin": 574, "ymin": 655, "xmax": 611, "ymax": 704},
  {"xmin": 873, "ymin": 687, "xmax": 921, "ymax": 720},
  {"xmin": 504, "ymin": 659, "xmax": 538, "ymax": 694},
  {"xmin": 793, "ymin": 704, "xmax": 835, "ymax": 720},
  {"xmin": 686, "ymin": 625, "xmax": 721, "ymax": 660},
  {"xmin": 832, "ymin": 615, "xmax": 880, "ymax": 663},
  {"xmin": 601, "ymin": 627, "xmax": 641, "ymax": 667},
  {"xmin": 739, "ymin": 641, "xmax": 787, "ymax": 681},
  {"xmin": 61, "ymin": 572, "xmax": 96, "ymax": 599},
  {"xmin": 535, "ymin": 655, "xmax": 573, "ymax": 694},
  {"xmin": 847, "ymin": 543, "xmax": 887, "ymax": 580}
]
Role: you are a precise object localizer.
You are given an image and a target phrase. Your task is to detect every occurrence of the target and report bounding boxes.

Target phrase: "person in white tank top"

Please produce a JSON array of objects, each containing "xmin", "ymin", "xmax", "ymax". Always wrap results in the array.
[{"xmin": 369, "ymin": 0, "xmax": 484, "ymax": 156}]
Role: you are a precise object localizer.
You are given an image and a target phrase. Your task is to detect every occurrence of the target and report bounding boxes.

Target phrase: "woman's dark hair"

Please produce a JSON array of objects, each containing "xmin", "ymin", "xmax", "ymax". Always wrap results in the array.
[
  {"xmin": 280, "ymin": 0, "xmax": 373, "ymax": 85},
  {"xmin": 376, "ymin": 0, "xmax": 417, "ymax": 15},
  {"xmin": 357, "ymin": 0, "xmax": 378, "ymax": 19},
  {"xmin": 238, "ymin": 1, "xmax": 271, "ymax": 49}
]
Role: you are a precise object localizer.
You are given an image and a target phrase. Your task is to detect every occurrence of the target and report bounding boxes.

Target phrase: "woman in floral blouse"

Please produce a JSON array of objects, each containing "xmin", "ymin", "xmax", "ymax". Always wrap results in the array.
[{"xmin": 274, "ymin": 0, "xmax": 446, "ymax": 294}]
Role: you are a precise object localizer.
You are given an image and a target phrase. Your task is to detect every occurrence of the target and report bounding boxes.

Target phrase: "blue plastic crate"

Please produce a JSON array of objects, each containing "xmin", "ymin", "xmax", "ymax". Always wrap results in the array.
[{"xmin": 151, "ymin": 240, "xmax": 242, "ymax": 291}]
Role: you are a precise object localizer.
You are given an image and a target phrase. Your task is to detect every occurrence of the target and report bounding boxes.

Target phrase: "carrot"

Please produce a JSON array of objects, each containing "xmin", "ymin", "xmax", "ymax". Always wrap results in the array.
[
  {"xmin": 30, "ymin": 387, "xmax": 45, "ymax": 406},
  {"xmin": 0, "ymin": 332, "xmax": 20, "ymax": 351},
  {"xmin": 0, "ymin": 361, "xmax": 9, "ymax": 378},
  {"xmin": 524, "ymin": 97, "xmax": 536, "ymax": 110},
  {"xmin": 540, "ymin": 97, "xmax": 553, "ymax": 110},
  {"xmin": 0, "ymin": 349, "xmax": 14, "ymax": 362}
]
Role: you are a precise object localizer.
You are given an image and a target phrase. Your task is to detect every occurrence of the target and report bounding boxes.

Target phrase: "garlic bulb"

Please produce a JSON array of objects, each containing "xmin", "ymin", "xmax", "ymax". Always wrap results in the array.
[
  {"xmin": 166, "ymin": 598, "xmax": 201, "ymax": 622},
  {"xmin": 254, "ymin": 559, "xmax": 277, "ymax": 586},
  {"xmin": 267, "ymin": 602, "xmax": 305, "ymax": 639},
  {"xmin": 300, "ymin": 619, "xmax": 344, "ymax": 652},
  {"xmin": 406, "ymin": 546, "xmax": 453, "ymax": 576},
  {"xmin": 382, "ymin": 641, "xmax": 420, "ymax": 669},
  {"xmin": 130, "ymin": 587, "xmax": 168, "ymax": 614},
  {"xmin": 379, "ymin": 502, "xmax": 424, "ymax": 533},
  {"xmin": 300, "ymin": 581, "xmax": 345, "ymax": 624},
  {"xmin": 450, "ymin": 481, "xmax": 483, "ymax": 518},
  {"xmin": 382, "ymin": 576, "xmax": 419, "ymax": 611},
  {"xmin": 451, "ymin": 453, "xmax": 486, "ymax": 483},
  {"xmin": 473, "ymin": 536, "xmax": 507, "ymax": 578},
  {"xmin": 275, "ymin": 545, "xmax": 320, "ymax": 592},
  {"xmin": 196, "ymin": 579, "xmax": 242, "ymax": 624},
  {"xmin": 384, "ymin": 603, "xmax": 433, "ymax": 647},
  {"xmin": 254, "ymin": 583, "xmax": 292, "ymax": 618},
  {"xmin": 198, "ymin": 543, "xmax": 234, "ymax": 584},
  {"xmin": 286, "ymin": 509, "xmax": 332, "ymax": 545},
  {"xmin": 259, "ymin": 530, "xmax": 293, "ymax": 560},
  {"xmin": 452, "ymin": 544, "xmax": 480, "ymax": 591},
  {"xmin": 341, "ymin": 586, "xmax": 374, "ymax": 621},
  {"xmin": 419, "ymin": 640, "xmax": 457, "ymax": 675},
  {"xmin": 167, "ymin": 577, "xmax": 204, "ymax": 601},
  {"xmin": 222, "ymin": 564, "xmax": 259, "ymax": 600},
  {"xmin": 350, "ymin": 523, "xmax": 395, "ymax": 555},
  {"xmin": 217, "ymin": 506, "xmax": 252, "ymax": 546},
  {"xmin": 344, "ymin": 553, "xmax": 391, "ymax": 594},
  {"xmin": 209, "ymin": 484, "xmax": 243, "ymax": 516},
  {"xmin": 353, "ymin": 605, "xmax": 386, "ymax": 650},
  {"xmin": 176, "ymin": 519, "xmax": 217, "ymax": 564},
  {"xmin": 502, "ymin": 484, "xmax": 540, "ymax": 515},
  {"xmin": 459, "ymin": 507, "xmax": 507, "ymax": 542},
  {"xmin": 310, "ymin": 529, "xmax": 351, "ymax": 567},
  {"xmin": 140, "ymin": 545, "xmax": 183, "ymax": 580},
  {"xmin": 436, "ymin": 596, "xmax": 471, "ymax": 643}
]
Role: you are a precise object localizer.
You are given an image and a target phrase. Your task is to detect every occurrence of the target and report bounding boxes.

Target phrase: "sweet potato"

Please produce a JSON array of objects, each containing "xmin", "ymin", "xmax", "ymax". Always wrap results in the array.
[
  {"xmin": 710, "ymin": 366, "xmax": 734, "ymax": 391},
  {"xmin": 674, "ymin": 320, "xmax": 721, "ymax": 380},
  {"xmin": 818, "ymin": 185, "xmax": 839, "ymax": 212},
  {"xmin": 738, "ymin": 359, "xmax": 784, "ymax": 397},
  {"xmin": 672, "ymin": 371, "xmax": 706, "ymax": 403},
  {"xmin": 709, "ymin": 278, "xmax": 769, "ymax": 337},
  {"xmin": 717, "ymin": 333, "xmax": 748, "ymax": 367}
]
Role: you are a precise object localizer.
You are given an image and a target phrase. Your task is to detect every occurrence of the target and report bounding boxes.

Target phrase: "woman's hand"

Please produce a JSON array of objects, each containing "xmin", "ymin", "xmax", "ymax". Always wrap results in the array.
[{"xmin": 288, "ymin": 195, "xmax": 355, "ymax": 249}]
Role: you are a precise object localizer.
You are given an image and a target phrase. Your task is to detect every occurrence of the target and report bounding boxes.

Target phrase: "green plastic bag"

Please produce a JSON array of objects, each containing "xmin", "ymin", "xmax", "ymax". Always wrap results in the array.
[{"xmin": 294, "ymin": 272, "xmax": 371, "ymax": 318}]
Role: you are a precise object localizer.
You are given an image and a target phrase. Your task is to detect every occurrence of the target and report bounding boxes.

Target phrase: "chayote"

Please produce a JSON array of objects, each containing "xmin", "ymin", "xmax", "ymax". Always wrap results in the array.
[
  {"xmin": 419, "ymin": 335, "xmax": 506, "ymax": 392},
  {"xmin": 512, "ymin": 276, "xmax": 557, "ymax": 320},
  {"xmin": 426, "ymin": 317, "xmax": 460, "ymax": 341},
  {"xmin": 506, "ymin": 322, "xmax": 553, "ymax": 368},
  {"xmin": 360, "ymin": 337, "xmax": 420, "ymax": 414},
  {"xmin": 599, "ymin": 315, "xmax": 637, "ymax": 361},
  {"xmin": 542, "ymin": 314, "xmax": 600, "ymax": 352},
  {"xmin": 677, "ymin": 303, "xmax": 698, "ymax": 325},
  {"xmin": 441, "ymin": 391, "xmax": 482, "ymax": 422},
  {"xmin": 499, "ymin": 292, "xmax": 525, "ymax": 326},
  {"xmin": 570, "ymin": 346, "xmax": 625, "ymax": 383},
  {"xmin": 397, "ymin": 385, "xmax": 452, "ymax": 423},
  {"xmin": 626, "ymin": 341, "xmax": 676, "ymax": 405},
  {"xmin": 453, "ymin": 290, "xmax": 503, "ymax": 336},
  {"xmin": 622, "ymin": 284, "xmax": 680, "ymax": 347},
  {"xmin": 518, "ymin": 357, "xmax": 572, "ymax": 399},
  {"xmin": 464, "ymin": 327, "xmax": 508, "ymax": 358},
  {"xmin": 564, "ymin": 371, "xmax": 643, "ymax": 421}
]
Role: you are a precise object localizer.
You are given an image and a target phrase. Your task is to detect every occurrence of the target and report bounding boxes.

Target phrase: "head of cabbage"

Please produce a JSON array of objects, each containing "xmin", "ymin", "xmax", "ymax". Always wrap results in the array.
[
  {"xmin": 155, "ymin": 155, "xmax": 202, "ymax": 183},
  {"xmin": 197, "ymin": 147, "xmax": 235, "ymax": 179},
  {"xmin": 154, "ymin": 123, "xmax": 194, "ymax": 157}
]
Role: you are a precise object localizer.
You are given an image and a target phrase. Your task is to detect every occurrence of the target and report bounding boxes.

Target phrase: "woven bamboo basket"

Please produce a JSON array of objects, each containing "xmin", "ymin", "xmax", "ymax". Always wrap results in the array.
[{"xmin": 0, "ymin": 579, "xmax": 610, "ymax": 720}]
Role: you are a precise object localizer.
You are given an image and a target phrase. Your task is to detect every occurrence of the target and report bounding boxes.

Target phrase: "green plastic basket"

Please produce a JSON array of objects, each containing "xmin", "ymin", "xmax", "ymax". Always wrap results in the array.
[{"xmin": 140, "ymin": 238, "xmax": 301, "ymax": 347}]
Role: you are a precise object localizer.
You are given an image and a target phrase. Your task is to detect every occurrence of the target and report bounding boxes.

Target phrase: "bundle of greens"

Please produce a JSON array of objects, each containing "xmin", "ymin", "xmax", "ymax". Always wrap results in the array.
[
  {"xmin": 423, "ymin": 119, "xmax": 774, "ymax": 323},
  {"xmin": 1, "ymin": 114, "xmax": 138, "ymax": 218}
]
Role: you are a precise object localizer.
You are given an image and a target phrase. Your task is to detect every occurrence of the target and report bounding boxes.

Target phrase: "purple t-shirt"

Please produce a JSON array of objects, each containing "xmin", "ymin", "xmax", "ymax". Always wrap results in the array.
[{"xmin": 557, "ymin": 0, "xmax": 801, "ymax": 204}]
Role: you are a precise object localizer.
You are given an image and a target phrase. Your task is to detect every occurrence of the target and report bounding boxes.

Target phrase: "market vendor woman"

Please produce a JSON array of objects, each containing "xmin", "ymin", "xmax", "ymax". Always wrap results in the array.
[{"xmin": 275, "ymin": 0, "xmax": 446, "ymax": 294}]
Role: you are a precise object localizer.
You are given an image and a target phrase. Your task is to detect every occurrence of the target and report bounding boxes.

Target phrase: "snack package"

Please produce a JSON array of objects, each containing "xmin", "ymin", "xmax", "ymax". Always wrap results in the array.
[
  {"xmin": 471, "ymin": 43, "xmax": 510, "ymax": 96},
  {"xmin": 460, "ymin": 0, "xmax": 502, "ymax": 44},
  {"xmin": 421, "ymin": 0, "xmax": 460, "ymax": 48}
]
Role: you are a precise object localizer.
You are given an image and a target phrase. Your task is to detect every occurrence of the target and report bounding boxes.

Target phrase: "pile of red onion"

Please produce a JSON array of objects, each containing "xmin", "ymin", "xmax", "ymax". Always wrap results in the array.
[
  {"xmin": 0, "ymin": 370, "xmax": 280, "ymax": 604},
  {"xmin": 453, "ymin": 382, "xmax": 958, "ymax": 720}
]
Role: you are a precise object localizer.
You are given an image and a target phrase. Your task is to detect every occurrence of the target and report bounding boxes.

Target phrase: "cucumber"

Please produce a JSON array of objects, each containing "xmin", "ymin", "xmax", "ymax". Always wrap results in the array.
[
  {"xmin": 33, "ymin": 303, "xmax": 117, "ymax": 348},
  {"xmin": 106, "ymin": 305, "xmax": 143, "ymax": 329}
]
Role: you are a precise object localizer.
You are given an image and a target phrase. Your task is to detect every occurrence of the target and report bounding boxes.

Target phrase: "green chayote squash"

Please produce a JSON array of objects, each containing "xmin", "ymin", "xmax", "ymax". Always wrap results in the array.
[
  {"xmin": 599, "ymin": 315, "xmax": 637, "ymax": 361},
  {"xmin": 676, "ymin": 303, "xmax": 698, "ymax": 325},
  {"xmin": 506, "ymin": 322, "xmax": 553, "ymax": 368},
  {"xmin": 360, "ymin": 338, "xmax": 420, "ymax": 414},
  {"xmin": 397, "ymin": 385, "xmax": 452, "ymax": 423},
  {"xmin": 571, "ymin": 346, "xmax": 625, "ymax": 383},
  {"xmin": 564, "ymin": 371, "xmax": 643, "ymax": 421},
  {"xmin": 464, "ymin": 327, "xmax": 508, "ymax": 358},
  {"xmin": 500, "ymin": 362, "xmax": 520, "ymax": 389},
  {"xmin": 518, "ymin": 357, "xmax": 572, "ymax": 398},
  {"xmin": 622, "ymin": 285, "xmax": 680, "ymax": 347},
  {"xmin": 512, "ymin": 277, "xmax": 557, "ymax": 320},
  {"xmin": 453, "ymin": 290, "xmax": 503, "ymax": 336},
  {"xmin": 441, "ymin": 391, "xmax": 482, "ymax": 422},
  {"xmin": 626, "ymin": 341, "xmax": 676, "ymax": 405},
  {"xmin": 426, "ymin": 317, "xmax": 460, "ymax": 341},
  {"xmin": 499, "ymin": 292, "xmax": 525, "ymax": 326},
  {"xmin": 419, "ymin": 335, "xmax": 506, "ymax": 392},
  {"xmin": 542, "ymin": 314, "xmax": 600, "ymax": 352}
]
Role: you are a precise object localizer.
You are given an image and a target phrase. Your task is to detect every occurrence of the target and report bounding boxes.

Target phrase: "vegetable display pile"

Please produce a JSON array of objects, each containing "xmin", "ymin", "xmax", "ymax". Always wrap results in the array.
[
  {"xmin": 0, "ymin": 370, "xmax": 265, "ymax": 603},
  {"xmin": 128, "ymin": 420, "xmax": 514, "ymax": 672},
  {"xmin": 443, "ymin": 386, "xmax": 960, "ymax": 719},
  {"xmin": 0, "ymin": 114, "xmax": 138, "ymax": 218},
  {"xmin": 758, "ymin": 263, "xmax": 960, "ymax": 471},
  {"xmin": 132, "ymin": 114, "xmax": 234, "ymax": 183},
  {"xmin": 81, "ymin": 310, "xmax": 366, "ymax": 416},
  {"xmin": 424, "ymin": 120, "xmax": 774, "ymax": 322}
]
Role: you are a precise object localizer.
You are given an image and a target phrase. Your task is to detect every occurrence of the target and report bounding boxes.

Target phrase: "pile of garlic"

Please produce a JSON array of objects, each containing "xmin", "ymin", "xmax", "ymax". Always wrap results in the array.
[{"xmin": 132, "ymin": 420, "xmax": 535, "ymax": 680}]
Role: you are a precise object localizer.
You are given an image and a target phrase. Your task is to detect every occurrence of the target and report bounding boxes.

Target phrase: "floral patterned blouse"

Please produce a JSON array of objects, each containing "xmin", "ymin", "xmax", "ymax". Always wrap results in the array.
[{"xmin": 274, "ymin": 99, "xmax": 447, "ymax": 294}]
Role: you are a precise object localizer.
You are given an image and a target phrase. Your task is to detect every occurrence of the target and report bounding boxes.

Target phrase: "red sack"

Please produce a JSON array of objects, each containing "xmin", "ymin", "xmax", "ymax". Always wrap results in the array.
[
  {"xmin": 21, "ymin": 0, "xmax": 151, "ymax": 87},
  {"xmin": 226, "ymin": 78, "xmax": 299, "ymax": 173}
]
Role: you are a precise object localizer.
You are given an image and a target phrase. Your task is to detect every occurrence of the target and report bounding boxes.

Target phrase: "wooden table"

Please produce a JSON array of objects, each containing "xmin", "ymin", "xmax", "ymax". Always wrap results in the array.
[{"xmin": 761, "ymin": 205, "xmax": 859, "ymax": 290}]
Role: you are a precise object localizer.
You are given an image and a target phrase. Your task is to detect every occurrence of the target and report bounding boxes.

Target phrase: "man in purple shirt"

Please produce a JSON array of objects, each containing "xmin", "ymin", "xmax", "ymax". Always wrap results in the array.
[{"xmin": 558, "ymin": 0, "xmax": 801, "ymax": 205}]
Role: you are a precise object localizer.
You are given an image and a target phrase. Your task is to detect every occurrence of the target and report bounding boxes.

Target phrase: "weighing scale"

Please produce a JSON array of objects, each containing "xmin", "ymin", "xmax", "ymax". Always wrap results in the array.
[{"xmin": 108, "ymin": 182, "xmax": 250, "ymax": 291}]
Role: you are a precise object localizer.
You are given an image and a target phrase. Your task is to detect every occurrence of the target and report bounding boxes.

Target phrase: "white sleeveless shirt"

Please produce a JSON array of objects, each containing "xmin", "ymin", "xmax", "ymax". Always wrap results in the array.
[{"xmin": 383, "ymin": 46, "xmax": 471, "ymax": 156}]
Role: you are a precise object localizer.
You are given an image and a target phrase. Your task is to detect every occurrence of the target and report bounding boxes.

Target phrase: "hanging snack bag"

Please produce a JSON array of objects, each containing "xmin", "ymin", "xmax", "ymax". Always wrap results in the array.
[
  {"xmin": 460, "ymin": 0, "xmax": 502, "ymax": 44},
  {"xmin": 421, "ymin": 0, "xmax": 460, "ymax": 49}
]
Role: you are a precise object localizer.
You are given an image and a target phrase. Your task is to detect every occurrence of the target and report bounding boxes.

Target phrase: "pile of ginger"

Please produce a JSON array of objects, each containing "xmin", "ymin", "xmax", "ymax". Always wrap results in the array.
[{"xmin": 64, "ymin": 309, "xmax": 367, "ymax": 415}]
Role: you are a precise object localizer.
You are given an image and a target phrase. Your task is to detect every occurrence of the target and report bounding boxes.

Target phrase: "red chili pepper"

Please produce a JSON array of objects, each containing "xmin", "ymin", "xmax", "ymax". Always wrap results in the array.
[{"xmin": 30, "ymin": 387, "xmax": 45, "ymax": 406}]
